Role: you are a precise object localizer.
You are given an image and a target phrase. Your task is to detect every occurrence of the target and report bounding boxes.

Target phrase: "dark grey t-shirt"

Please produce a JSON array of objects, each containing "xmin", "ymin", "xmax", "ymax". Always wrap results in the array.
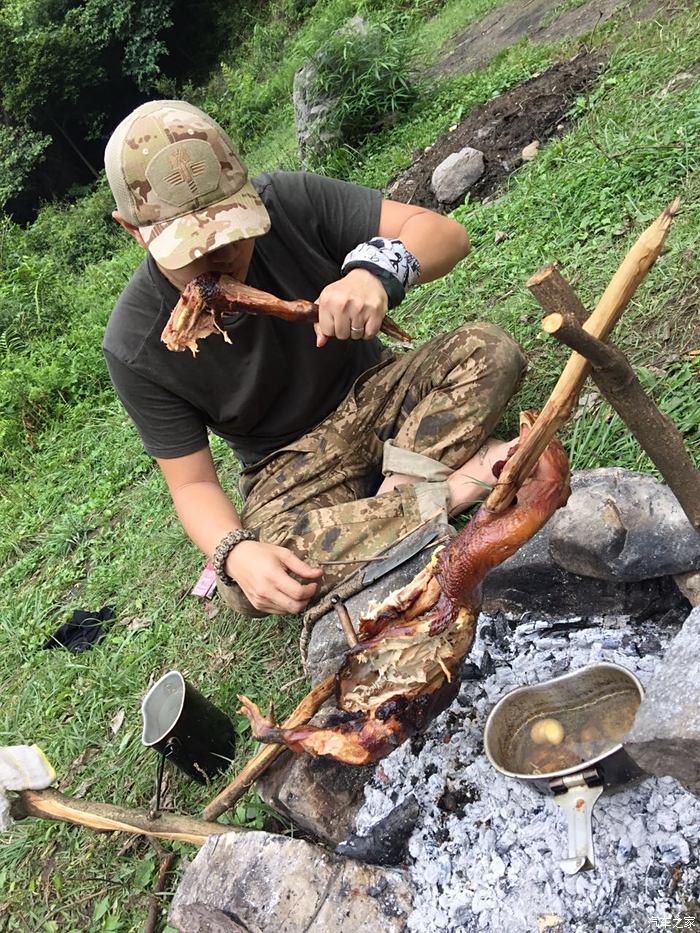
[{"xmin": 103, "ymin": 171, "xmax": 383, "ymax": 465}]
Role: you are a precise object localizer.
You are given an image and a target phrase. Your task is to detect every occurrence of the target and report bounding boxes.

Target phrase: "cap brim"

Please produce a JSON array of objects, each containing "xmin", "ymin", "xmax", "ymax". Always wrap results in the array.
[{"xmin": 141, "ymin": 180, "xmax": 271, "ymax": 270}]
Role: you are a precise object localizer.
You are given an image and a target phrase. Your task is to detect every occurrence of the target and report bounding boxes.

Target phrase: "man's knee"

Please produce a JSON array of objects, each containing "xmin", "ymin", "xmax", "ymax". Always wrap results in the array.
[
  {"xmin": 457, "ymin": 321, "xmax": 527, "ymax": 392},
  {"xmin": 216, "ymin": 578, "xmax": 267, "ymax": 618}
]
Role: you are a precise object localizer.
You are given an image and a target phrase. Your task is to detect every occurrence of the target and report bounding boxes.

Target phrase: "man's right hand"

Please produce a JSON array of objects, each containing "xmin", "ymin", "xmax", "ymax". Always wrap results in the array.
[{"xmin": 225, "ymin": 540, "xmax": 324, "ymax": 615}]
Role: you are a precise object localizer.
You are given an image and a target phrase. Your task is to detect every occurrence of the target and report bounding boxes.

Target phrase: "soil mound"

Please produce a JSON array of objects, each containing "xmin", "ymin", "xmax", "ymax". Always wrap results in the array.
[{"xmin": 387, "ymin": 51, "xmax": 606, "ymax": 211}]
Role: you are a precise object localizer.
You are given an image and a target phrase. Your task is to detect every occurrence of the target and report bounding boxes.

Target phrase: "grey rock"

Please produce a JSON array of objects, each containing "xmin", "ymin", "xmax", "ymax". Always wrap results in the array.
[
  {"xmin": 674, "ymin": 569, "xmax": 700, "ymax": 607},
  {"xmin": 257, "ymin": 746, "xmax": 373, "ymax": 846},
  {"xmin": 169, "ymin": 903, "xmax": 253, "ymax": 933},
  {"xmin": 482, "ymin": 510, "xmax": 687, "ymax": 620},
  {"xmin": 549, "ymin": 468, "xmax": 700, "ymax": 582},
  {"xmin": 293, "ymin": 16, "xmax": 370, "ymax": 166},
  {"xmin": 431, "ymin": 147, "xmax": 485, "ymax": 203},
  {"xmin": 169, "ymin": 830, "xmax": 413, "ymax": 933},
  {"xmin": 625, "ymin": 605, "xmax": 700, "ymax": 797}
]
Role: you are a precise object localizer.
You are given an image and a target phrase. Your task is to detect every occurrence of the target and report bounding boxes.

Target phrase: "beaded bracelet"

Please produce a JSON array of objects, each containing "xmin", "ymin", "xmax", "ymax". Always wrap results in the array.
[{"xmin": 213, "ymin": 528, "xmax": 258, "ymax": 587}]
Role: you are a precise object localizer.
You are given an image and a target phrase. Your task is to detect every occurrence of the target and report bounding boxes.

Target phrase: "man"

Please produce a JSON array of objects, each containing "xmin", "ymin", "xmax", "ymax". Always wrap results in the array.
[{"xmin": 103, "ymin": 100, "xmax": 526, "ymax": 617}]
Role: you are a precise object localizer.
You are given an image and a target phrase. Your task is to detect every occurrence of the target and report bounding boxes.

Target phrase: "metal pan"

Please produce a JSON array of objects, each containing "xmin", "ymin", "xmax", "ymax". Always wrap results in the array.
[{"xmin": 484, "ymin": 662, "xmax": 645, "ymax": 874}]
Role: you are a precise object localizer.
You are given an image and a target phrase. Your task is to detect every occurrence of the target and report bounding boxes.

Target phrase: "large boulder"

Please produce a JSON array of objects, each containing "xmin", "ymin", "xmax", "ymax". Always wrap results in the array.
[
  {"xmin": 484, "ymin": 469, "xmax": 697, "ymax": 619},
  {"xmin": 548, "ymin": 468, "xmax": 700, "ymax": 581},
  {"xmin": 625, "ymin": 605, "xmax": 700, "ymax": 797},
  {"xmin": 169, "ymin": 830, "xmax": 413, "ymax": 933},
  {"xmin": 293, "ymin": 16, "xmax": 370, "ymax": 166}
]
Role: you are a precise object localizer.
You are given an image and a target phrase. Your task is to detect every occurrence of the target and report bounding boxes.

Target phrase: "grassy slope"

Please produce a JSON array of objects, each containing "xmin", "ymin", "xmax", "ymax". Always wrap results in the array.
[{"xmin": 1, "ymin": 1, "xmax": 699, "ymax": 930}]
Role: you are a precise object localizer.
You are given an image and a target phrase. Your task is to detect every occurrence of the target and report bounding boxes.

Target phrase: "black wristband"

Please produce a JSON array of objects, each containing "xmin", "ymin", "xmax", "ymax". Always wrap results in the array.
[
  {"xmin": 342, "ymin": 260, "xmax": 406, "ymax": 310},
  {"xmin": 213, "ymin": 528, "xmax": 258, "ymax": 588}
]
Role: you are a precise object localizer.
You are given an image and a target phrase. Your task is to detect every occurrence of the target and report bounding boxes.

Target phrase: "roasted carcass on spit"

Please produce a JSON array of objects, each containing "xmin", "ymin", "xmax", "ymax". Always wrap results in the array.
[
  {"xmin": 161, "ymin": 273, "xmax": 412, "ymax": 355},
  {"xmin": 238, "ymin": 412, "xmax": 571, "ymax": 765}
]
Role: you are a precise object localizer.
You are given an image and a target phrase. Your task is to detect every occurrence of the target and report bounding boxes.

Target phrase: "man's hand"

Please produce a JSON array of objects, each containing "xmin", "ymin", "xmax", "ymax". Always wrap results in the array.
[
  {"xmin": 314, "ymin": 268, "xmax": 388, "ymax": 347},
  {"xmin": 226, "ymin": 540, "xmax": 324, "ymax": 615}
]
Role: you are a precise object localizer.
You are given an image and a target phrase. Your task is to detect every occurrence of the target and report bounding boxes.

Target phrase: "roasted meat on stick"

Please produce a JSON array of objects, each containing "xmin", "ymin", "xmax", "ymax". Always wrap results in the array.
[
  {"xmin": 238, "ymin": 411, "xmax": 571, "ymax": 765},
  {"xmin": 161, "ymin": 272, "xmax": 412, "ymax": 355}
]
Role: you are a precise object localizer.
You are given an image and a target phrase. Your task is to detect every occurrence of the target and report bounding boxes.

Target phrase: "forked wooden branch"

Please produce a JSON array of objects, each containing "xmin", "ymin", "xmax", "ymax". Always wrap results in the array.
[
  {"xmin": 11, "ymin": 787, "xmax": 240, "ymax": 845},
  {"xmin": 541, "ymin": 309, "xmax": 700, "ymax": 531},
  {"xmin": 204, "ymin": 199, "xmax": 680, "ymax": 821},
  {"xmin": 526, "ymin": 263, "xmax": 588, "ymax": 323},
  {"xmin": 485, "ymin": 199, "xmax": 680, "ymax": 514}
]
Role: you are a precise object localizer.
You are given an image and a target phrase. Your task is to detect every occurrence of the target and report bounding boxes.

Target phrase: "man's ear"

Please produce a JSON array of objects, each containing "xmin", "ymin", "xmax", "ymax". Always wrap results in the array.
[{"xmin": 112, "ymin": 211, "xmax": 148, "ymax": 250}]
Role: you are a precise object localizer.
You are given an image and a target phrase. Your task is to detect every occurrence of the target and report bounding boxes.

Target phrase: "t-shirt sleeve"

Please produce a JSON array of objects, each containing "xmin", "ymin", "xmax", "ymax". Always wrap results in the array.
[
  {"xmin": 269, "ymin": 171, "xmax": 382, "ymax": 263},
  {"xmin": 104, "ymin": 349, "xmax": 209, "ymax": 459}
]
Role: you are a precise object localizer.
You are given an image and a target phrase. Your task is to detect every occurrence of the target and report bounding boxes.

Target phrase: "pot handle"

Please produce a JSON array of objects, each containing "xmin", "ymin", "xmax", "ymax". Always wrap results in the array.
[{"xmin": 550, "ymin": 769, "xmax": 604, "ymax": 874}]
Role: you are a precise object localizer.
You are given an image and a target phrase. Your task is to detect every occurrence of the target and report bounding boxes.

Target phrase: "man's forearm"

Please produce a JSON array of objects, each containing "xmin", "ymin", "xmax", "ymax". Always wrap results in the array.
[{"xmin": 170, "ymin": 480, "xmax": 242, "ymax": 557}]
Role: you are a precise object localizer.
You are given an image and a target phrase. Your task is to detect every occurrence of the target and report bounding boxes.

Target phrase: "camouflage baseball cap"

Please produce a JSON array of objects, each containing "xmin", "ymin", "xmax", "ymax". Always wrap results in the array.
[{"xmin": 104, "ymin": 100, "xmax": 271, "ymax": 270}]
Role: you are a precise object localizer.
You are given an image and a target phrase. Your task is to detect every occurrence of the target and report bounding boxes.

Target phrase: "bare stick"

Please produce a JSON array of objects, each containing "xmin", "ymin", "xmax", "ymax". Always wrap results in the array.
[
  {"xmin": 526, "ymin": 263, "xmax": 588, "ymax": 323},
  {"xmin": 203, "ymin": 673, "xmax": 336, "ymax": 821},
  {"xmin": 11, "ymin": 787, "xmax": 240, "ymax": 846},
  {"xmin": 331, "ymin": 595, "xmax": 359, "ymax": 647},
  {"xmin": 144, "ymin": 839, "xmax": 177, "ymax": 933},
  {"xmin": 485, "ymin": 199, "xmax": 680, "ymax": 514},
  {"xmin": 542, "ymin": 311, "xmax": 700, "ymax": 530}
]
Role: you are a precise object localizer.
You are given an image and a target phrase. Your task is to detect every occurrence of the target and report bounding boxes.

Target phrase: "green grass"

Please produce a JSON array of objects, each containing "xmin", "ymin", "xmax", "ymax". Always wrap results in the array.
[{"xmin": 1, "ymin": 0, "xmax": 699, "ymax": 930}]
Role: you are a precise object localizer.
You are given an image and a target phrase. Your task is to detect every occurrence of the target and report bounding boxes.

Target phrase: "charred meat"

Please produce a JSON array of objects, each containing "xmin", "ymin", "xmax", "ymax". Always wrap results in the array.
[
  {"xmin": 161, "ymin": 272, "xmax": 411, "ymax": 355},
  {"xmin": 239, "ymin": 411, "xmax": 571, "ymax": 765}
]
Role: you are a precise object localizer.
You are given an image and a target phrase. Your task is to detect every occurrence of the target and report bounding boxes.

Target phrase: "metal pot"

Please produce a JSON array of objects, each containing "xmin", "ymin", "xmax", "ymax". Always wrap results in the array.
[
  {"xmin": 484, "ymin": 662, "xmax": 645, "ymax": 874},
  {"xmin": 141, "ymin": 671, "xmax": 236, "ymax": 784}
]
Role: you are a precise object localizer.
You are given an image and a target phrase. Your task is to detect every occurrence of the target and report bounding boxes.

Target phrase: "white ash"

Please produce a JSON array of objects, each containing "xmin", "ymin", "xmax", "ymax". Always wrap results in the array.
[{"xmin": 354, "ymin": 614, "xmax": 700, "ymax": 932}]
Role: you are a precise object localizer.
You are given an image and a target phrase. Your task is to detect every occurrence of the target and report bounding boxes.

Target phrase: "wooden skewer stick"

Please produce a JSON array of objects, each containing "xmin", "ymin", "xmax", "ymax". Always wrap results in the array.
[
  {"xmin": 541, "ymin": 309, "xmax": 700, "ymax": 531},
  {"xmin": 11, "ymin": 787, "xmax": 240, "ymax": 846},
  {"xmin": 485, "ymin": 199, "xmax": 680, "ymax": 514},
  {"xmin": 203, "ymin": 673, "xmax": 336, "ymax": 822},
  {"xmin": 331, "ymin": 595, "xmax": 359, "ymax": 647}
]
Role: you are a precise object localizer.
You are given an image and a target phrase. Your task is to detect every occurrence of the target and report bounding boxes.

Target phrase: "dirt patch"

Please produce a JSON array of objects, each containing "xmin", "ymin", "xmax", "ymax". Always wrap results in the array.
[
  {"xmin": 428, "ymin": 0, "xmax": 626, "ymax": 80},
  {"xmin": 388, "ymin": 51, "xmax": 607, "ymax": 211}
]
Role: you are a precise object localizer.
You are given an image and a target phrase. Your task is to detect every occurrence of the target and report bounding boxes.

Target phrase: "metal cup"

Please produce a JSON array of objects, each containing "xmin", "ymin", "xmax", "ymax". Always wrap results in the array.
[
  {"xmin": 141, "ymin": 671, "xmax": 236, "ymax": 784},
  {"xmin": 484, "ymin": 662, "xmax": 645, "ymax": 874}
]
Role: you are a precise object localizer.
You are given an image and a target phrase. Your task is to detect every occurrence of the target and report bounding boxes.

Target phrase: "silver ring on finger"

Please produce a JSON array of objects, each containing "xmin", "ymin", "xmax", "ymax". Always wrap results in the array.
[{"xmin": 350, "ymin": 325, "xmax": 365, "ymax": 340}]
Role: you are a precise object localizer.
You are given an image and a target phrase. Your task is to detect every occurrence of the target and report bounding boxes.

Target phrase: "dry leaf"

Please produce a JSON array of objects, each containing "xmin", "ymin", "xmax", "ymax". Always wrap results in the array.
[
  {"xmin": 109, "ymin": 709, "xmax": 125, "ymax": 736},
  {"xmin": 203, "ymin": 601, "xmax": 220, "ymax": 620},
  {"xmin": 60, "ymin": 745, "xmax": 100, "ymax": 789},
  {"xmin": 124, "ymin": 616, "xmax": 151, "ymax": 633},
  {"xmin": 494, "ymin": 230, "xmax": 508, "ymax": 244},
  {"xmin": 574, "ymin": 390, "xmax": 600, "ymax": 419},
  {"xmin": 73, "ymin": 776, "xmax": 98, "ymax": 798}
]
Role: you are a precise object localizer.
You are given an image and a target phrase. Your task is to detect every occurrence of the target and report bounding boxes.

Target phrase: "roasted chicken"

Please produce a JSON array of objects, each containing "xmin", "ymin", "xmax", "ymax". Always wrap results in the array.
[
  {"xmin": 161, "ymin": 273, "xmax": 412, "ymax": 355},
  {"xmin": 239, "ymin": 411, "xmax": 571, "ymax": 765}
]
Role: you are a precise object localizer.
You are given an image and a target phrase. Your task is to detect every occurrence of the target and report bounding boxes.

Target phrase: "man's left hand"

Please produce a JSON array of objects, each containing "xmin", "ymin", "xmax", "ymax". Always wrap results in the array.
[{"xmin": 314, "ymin": 268, "xmax": 387, "ymax": 347}]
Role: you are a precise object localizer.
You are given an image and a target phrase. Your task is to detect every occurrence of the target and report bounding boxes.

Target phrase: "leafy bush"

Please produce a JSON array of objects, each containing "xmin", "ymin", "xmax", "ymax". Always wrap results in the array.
[
  {"xmin": 0, "ymin": 124, "xmax": 51, "ymax": 209},
  {"xmin": 23, "ymin": 180, "xmax": 121, "ymax": 274},
  {"xmin": 303, "ymin": 17, "xmax": 417, "ymax": 169}
]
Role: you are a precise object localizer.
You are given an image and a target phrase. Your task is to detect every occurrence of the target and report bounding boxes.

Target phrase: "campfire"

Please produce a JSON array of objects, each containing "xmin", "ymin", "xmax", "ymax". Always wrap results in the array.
[{"xmin": 352, "ymin": 611, "xmax": 700, "ymax": 932}]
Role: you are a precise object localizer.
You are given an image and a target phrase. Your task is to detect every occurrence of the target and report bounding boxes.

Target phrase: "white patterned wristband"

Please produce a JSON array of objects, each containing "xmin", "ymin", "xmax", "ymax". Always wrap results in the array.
[{"xmin": 341, "ymin": 237, "xmax": 421, "ymax": 302}]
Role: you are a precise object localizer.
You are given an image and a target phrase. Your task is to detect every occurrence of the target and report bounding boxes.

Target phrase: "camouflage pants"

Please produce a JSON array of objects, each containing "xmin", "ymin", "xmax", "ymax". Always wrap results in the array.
[{"xmin": 219, "ymin": 322, "xmax": 526, "ymax": 615}]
